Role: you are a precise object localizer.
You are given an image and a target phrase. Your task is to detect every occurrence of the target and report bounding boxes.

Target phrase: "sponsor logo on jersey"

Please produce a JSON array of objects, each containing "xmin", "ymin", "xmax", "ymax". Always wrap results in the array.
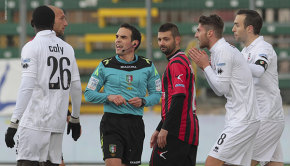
[
  {"xmin": 217, "ymin": 68, "xmax": 223, "ymax": 75},
  {"xmin": 21, "ymin": 58, "xmax": 31, "ymax": 69},
  {"xmin": 142, "ymin": 57, "xmax": 151, "ymax": 64},
  {"xmin": 48, "ymin": 44, "xmax": 63, "ymax": 55},
  {"xmin": 126, "ymin": 75, "xmax": 133, "ymax": 83},
  {"xmin": 103, "ymin": 58, "xmax": 112, "ymax": 65},
  {"xmin": 176, "ymin": 74, "xmax": 183, "ymax": 82},
  {"xmin": 120, "ymin": 65, "xmax": 137, "ymax": 69},
  {"xmin": 130, "ymin": 161, "xmax": 141, "ymax": 164},
  {"xmin": 175, "ymin": 84, "xmax": 185, "ymax": 87},
  {"xmin": 22, "ymin": 63, "xmax": 29, "ymax": 69},
  {"xmin": 213, "ymin": 146, "xmax": 219, "ymax": 152},
  {"xmin": 157, "ymin": 150, "xmax": 168, "ymax": 159},
  {"xmin": 109, "ymin": 144, "xmax": 117, "ymax": 156}
]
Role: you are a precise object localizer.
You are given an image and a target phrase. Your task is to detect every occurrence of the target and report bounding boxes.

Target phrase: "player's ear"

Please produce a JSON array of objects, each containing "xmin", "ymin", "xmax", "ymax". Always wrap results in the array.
[
  {"xmin": 207, "ymin": 29, "xmax": 214, "ymax": 38},
  {"xmin": 175, "ymin": 36, "xmax": 181, "ymax": 45},
  {"xmin": 31, "ymin": 20, "xmax": 35, "ymax": 27},
  {"xmin": 246, "ymin": 25, "xmax": 254, "ymax": 34},
  {"xmin": 132, "ymin": 40, "xmax": 138, "ymax": 47}
]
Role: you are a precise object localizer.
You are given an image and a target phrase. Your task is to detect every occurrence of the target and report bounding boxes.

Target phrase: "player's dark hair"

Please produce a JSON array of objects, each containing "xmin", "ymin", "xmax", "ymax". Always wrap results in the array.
[
  {"xmin": 158, "ymin": 23, "xmax": 181, "ymax": 38},
  {"xmin": 198, "ymin": 14, "xmax": 224, "ymax": 39},
  {"xmin": 31, "ymin": 5, "xmax": 55, "ymax": 30},
  {"xmin": 237, "ymin": 9, "xmax": 263, "ymax": 35},
  {"xmin": 120, "ymin": 23, "xmax": 141, "ymax": 50}
]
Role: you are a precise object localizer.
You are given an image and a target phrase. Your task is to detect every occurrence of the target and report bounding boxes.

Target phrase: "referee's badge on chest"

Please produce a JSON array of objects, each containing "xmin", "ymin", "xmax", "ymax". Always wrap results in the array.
[{"xmin": 126, "ymin": 75, "xmax": 133, "ymax": 83}]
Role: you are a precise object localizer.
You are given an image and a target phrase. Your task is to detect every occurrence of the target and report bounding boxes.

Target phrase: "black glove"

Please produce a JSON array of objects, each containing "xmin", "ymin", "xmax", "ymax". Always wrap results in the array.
[
  {"xmin": 67, "ymin": 116, "xmax": 81, "ymax": 141},
  {"xmin": 5, "ymin": 121, "xmax": 18, "ymax": 148}
]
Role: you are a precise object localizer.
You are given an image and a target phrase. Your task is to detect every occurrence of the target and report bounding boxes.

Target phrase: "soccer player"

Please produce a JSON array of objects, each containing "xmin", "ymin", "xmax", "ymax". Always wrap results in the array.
[
  {"xmin": 149, "ymin": 23, "xmax": 199, "ymax": 166},
  {"xmin": 4, "ymin": 6, "xmax": 82, "ymax": 166},
  {"xmin": 47, "ymin": 5, "xmax": 77, "ymax": 166},
  {"xmin": 188, "ymin": 14, "xmax": 259, "ymax": 166},
  {"xmin": 84, "ymin": 23, "xmax": 161, "ymax": 166},
  {"xmin": 233, "ymin": 10, "xmax": 285, "ymax": 166}
]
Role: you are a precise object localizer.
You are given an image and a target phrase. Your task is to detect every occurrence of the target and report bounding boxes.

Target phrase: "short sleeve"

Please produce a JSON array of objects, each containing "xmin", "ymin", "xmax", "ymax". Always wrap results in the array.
[
  {"xmin": 70, "ymin": 48, "xmax": 80, "ymax": 82},
  {"xmin": 252, "ymin": 47, "xmax": 271, "ymax": 70},
  {"xmin": 21, "ymin": 43, "xmax": 38, "ymax": 78},
  {"xmin": 214, "ymin": 50, "xmax": 233, "ymax": 82},
  {"xmin": 169, "ymin": 61, "xmax": 187, "ymax": 96}
]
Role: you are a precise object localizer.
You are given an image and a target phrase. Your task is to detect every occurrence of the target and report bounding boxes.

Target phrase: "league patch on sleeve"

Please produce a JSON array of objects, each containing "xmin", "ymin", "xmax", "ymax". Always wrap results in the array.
[
  {"xmin": 87, "ymin": 77, "xmax": 99, "ymax": 91},
  {"xmin": 155, "ymin": 78, "xmax": 161, "ymax": 91}
]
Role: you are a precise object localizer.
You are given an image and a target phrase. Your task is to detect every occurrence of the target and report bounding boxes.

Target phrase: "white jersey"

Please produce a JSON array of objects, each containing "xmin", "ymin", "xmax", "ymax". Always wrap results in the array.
[
  {"xmin": 13, "ymin": 30, "xmax": 80, "ymax": 133},
  {"xmin": 209, "ymin": 38, "xmax": 258, "ymax": 125},
  {"xmin": 242, "ymin": 36, "xmax": 284, "ymax": 121}
]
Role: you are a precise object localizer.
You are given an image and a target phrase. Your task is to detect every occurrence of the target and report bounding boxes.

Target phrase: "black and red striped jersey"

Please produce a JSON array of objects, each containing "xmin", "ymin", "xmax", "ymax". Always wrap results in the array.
[{"xmin": 160, "ymin": 50, "xmax": 199, "ymax": 145}]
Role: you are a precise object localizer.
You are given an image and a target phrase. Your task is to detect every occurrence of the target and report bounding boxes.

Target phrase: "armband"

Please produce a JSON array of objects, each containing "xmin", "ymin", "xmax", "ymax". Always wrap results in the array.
[{"xmin": 255, "ymin": 60, "xmax": 268, "ymax": 70}]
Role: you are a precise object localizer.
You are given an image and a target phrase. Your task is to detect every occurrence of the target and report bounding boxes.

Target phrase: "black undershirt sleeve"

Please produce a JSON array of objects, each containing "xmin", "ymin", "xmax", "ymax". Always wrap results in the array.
[
  {"xmin": 67, "ymin": 109, "xmax": 71, "ymax": 116},
  {"xmin": 156, "ymin": 120, "xmax": 163, "ymax": 131},
  {"xmin": 162, "ymin": 94, "xmax": 185, "ymax": 131}
]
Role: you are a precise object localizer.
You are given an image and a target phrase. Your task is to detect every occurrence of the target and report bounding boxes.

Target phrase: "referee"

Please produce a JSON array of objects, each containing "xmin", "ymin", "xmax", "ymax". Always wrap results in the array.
[{"xmin": 84, "ymin": 23, "xmax": 161, "ymax": 166}]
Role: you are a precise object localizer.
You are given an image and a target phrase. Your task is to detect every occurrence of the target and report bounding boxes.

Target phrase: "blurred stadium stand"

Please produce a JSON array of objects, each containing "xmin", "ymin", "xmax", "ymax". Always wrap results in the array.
[{"xmin": 0, "ymin": 0, "xmax": 290, "ymax": 114}]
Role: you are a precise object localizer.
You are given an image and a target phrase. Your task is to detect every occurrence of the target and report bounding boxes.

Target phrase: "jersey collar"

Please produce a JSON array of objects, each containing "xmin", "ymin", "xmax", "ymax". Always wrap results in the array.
[
  {"xmin": 115, "ymin": 54, "xmax": 138, "ymax": 64},
  {"xmin": 35, "ymin": 30, "xmax": 56, "ymax": 37},
  {"xmin": 210, "ymin": 37, "xmax": 226, "ymax": 55},
  {"xmin": 244, "ymin": 36, "xmax": 263, "ymax": 52},
  {"xmin": 167, "ymin": 49, "xmax": 184, "ymax": 61}
]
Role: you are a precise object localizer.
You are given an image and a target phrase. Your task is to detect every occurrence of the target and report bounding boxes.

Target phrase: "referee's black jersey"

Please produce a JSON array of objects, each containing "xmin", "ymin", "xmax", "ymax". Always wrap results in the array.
[{"xmin": 160, "ymin": 50, "xmax": 199, "ymax": 145}]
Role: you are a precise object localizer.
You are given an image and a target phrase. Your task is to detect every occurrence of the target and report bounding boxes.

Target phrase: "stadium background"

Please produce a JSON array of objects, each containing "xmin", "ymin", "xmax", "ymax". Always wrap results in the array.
[{"xmin": 0, "ymin": 0, "xmax": 290, "ymax": 165}]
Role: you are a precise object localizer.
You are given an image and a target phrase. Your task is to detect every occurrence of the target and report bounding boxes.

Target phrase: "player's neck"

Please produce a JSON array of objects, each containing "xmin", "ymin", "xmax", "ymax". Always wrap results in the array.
[
  {"xmin": 166, "ymin": 47, "xmax": 180, "ymax": 59},
  {"xmin": 244, "ymin": 34, "xmax": 259, "ymax": 47},
  {"xmin": 119, "ymin": 52, "xmax": 135, "ymax": 62},
  {"xmin": 208, "ymin": 37, "xmax": 220, "ymax": 50}
]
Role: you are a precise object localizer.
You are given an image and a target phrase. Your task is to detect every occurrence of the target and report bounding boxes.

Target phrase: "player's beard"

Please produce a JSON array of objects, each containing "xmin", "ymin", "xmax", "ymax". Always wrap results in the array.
[
  {"xmin": 199, "ymin": 35, "xmax": 210, "ymax": 49},
  {"xmin": 199, "ymin": 39, "xmax": 209, "ymax": 48},
  {"xmin": 234, "ymin": 33, "xmax": 246, "ymax": 44},
  {"xmin": 160, "ymin": 43, "xmax": 176, "ymax": 56}
]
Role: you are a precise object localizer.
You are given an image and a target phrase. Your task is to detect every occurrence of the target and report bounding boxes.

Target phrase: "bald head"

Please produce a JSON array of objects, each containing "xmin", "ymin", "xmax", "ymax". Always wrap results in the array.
[{"xmin": 47, "ymin": 5, "xmax": 68, "ymax": 37}]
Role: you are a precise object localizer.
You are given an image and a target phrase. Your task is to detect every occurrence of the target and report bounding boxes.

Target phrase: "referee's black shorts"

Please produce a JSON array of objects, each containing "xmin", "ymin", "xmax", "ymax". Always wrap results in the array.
[
  {"xmin": 149, "ymin": 134, "xmax": 197, "ymax": 166},
  {"xmin": 100, "ymin": 112, "xmax": 145, "ymax": 165}
]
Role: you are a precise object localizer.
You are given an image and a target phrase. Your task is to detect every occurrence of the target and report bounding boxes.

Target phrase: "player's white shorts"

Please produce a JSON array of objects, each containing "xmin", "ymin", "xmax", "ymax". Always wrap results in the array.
[
  {"xmin": 16, "ymin": 126, "xmax": 63, "ymax": 164},
  {"xmin": 252, "ymin": 120, "xmax": 285, "ymax": 163},
  {"xmin": 208, "ymin": 122, "xmax": 259, "ymax": 166}
]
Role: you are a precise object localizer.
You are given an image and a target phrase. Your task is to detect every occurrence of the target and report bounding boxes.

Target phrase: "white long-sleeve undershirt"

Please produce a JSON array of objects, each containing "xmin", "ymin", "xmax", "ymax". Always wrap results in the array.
[
  {"xmin": 11, "ymin": 76, "xmax": 35, "ymax": 121},
  {"xmin": 249, "ymin": 64, "xmax": 265, "ymax": 78},
  {"xmin": 204, "ymin": 66, "xmax": 230, "ymax": 96},
  {"xmin": 11, "ymin": 77, "xmax": 82, "ymax": 121},
  {"xmin": 69, "ymin": 80, "xmax": 82, "ymax": 118}
]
